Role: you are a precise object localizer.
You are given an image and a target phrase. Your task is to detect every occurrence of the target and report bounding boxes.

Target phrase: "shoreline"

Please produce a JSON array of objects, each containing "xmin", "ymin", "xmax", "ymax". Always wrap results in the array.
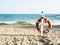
[
  {"xmin": 0, "ymin": 21, "xmax": 60, "ymax": 25},
  {"xmin": 0, "ymin": 24, "xmax": 60, "ymax": 29}
]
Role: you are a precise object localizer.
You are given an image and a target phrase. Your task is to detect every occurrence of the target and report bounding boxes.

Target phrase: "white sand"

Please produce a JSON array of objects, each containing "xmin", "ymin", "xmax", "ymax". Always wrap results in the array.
[{"xmin": 0, "ymin": 25, "xmax": 60, "ymax": 45}]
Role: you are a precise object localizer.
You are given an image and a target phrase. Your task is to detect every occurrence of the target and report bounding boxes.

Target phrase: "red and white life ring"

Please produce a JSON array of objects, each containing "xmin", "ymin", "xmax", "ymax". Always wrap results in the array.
[{"xmin": 36, "ymin": 17, "xmax": 52, "ymax": 33}]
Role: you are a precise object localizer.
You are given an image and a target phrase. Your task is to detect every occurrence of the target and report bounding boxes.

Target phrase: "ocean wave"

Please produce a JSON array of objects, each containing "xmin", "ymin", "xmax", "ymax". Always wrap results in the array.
[
  {"xmin": 0, "ymin": 21, "xmax": 17, "ymax": 24},
  {"xmin": 25, "ymin": 20, "xmax": 60, "ymax": 25},
  {"xmin": 0, "ymin": 20, "xmax": 60, "ymax": 25},
  {"xmin": 51, "ymin": 20, "xmax": 60, "ymax": 25}
]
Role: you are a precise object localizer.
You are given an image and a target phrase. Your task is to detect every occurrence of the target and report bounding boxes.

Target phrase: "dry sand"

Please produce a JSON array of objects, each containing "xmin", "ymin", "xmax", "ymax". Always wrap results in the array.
[{"xmin": 0, "ymin": 25, "xmax": 60, "ymax": 45}]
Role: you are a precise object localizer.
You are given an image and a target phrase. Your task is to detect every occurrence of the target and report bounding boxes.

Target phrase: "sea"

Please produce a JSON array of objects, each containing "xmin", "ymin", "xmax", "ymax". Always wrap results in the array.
[{"xmin": 0, "ymin": 14, "xmax": 60, "ymax": 25}]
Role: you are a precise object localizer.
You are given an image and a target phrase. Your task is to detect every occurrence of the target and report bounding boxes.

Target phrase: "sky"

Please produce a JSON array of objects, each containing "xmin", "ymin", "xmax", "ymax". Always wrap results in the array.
[{"xmin": 0, "ymin": 0, "xmax": 60, "ymax": 14}]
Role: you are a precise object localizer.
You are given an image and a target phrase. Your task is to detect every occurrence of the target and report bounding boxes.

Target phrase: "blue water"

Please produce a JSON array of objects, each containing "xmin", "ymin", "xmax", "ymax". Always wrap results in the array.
[{"xmin": 0, "ymin": 14, "xmax": 60, "ymax": 25}]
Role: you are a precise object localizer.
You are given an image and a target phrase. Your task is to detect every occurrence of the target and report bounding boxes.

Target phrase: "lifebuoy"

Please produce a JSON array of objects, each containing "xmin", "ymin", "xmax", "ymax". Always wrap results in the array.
[{"xmin": 36, "ymin": 17, "xmax": 52, "ymax": 33}]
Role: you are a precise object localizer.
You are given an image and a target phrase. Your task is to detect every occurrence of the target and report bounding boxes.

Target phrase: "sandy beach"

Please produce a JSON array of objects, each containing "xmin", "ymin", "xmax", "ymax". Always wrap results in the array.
[{"xmin": 0, "ymin": 25, "xmax": 60, "ymax": 45}]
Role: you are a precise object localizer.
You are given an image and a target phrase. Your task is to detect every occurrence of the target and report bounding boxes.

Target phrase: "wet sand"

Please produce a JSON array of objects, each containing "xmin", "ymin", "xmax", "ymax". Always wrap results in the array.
[{"xmin": 0, "ymin": 25, "xmax": 60, "ymax": 45}]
